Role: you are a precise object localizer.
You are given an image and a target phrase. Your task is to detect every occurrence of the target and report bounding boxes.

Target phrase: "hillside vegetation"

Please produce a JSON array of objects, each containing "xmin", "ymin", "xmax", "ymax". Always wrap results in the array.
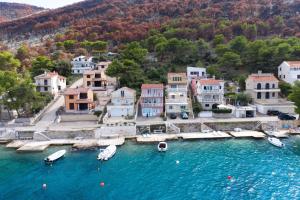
[
  {"xmin": 0, "ymin": 2, "xmax": 44, "ymax": 23},
  {"xmin": 0, "ymin": 0, "xmax": 300, "ymax": 44}
]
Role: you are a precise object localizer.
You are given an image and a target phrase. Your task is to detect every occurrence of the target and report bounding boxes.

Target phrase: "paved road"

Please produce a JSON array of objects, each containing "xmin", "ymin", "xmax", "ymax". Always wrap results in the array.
[{"xmin": 34, "ymin": 78, "xmax": 83, "ymax": 130}]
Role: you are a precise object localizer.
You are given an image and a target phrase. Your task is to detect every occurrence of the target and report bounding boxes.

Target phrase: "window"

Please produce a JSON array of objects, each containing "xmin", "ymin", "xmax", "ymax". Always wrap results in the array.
[
  {"xmin": 69, "ymin": 95, "xmax": 74, "ymax": 99},
  {"xmin": 180, "ymin": 106, "xmax": 186, "ymax": 109},
  {"xmin": 272, "ymin": 92, "xmax": 275, "ymax": 97},
  {"xmin": 87, "ymin": 75, "xmax": 90, "ymax": 78},
  {"xmin": 265, "ymin": 83, "xmax": 270, "ymax": 89},
  {"xmin": 44, "ymin": 80, "xmax": 48, "ymax": 85},
  {"xmin": 205, "ymin": 104, "xmax": 210, "ymax": 107},
  {"xmin": 44, "ymin": 87, "xmax": 48, "ymax": 91},
  {"xmin": 257, "ymin": 92, "xmax": 261, "ymax": 99},
  {"xmin": 80, "ymin": 93, "xmax": 88, "ymax": 99},
  {"xmin": 279, "ymin": 68, "xmax": 281, "ymax": 71},
  {"xmin": 272, "ymin": 84, "xmax": 275, "ymax": 88},
  {"xmin": 279, "ymin": 75, "xmax": 281, "ymax": 78},
  {"xmin": 171, "ymin": 95, "xmax": 175, "ymax": 99},
  {"xmin": 257, "ymin": 83, "xmax": 261, "ymax": 89},
  {"xmin": 121, "ymin": 90, "xmax": 125, "ymax": 97},
  {"xmin": 298, "ymin": 75, "xmax": 300, "ymax": 79},
  {"xmin": 87, "ymin": 81, "xmax": 91, "ymax": 86},
  {"xmin": 169, "ymin": 106, "xmax": 173, "ymax": 110},
  {"xmin": 284, "ymin": 75, "xmax": 285, "ymax": 78},
  {"xmin": 95, "ymin": 74, "xmax": 101, "ymax": 78},
  {"xmin": 265, "ymin": 92, "xmax": 270, "ymax": 99},
  {"xmin": 69, "ymin": 103, "xmax": 75, "ymax": 110}
]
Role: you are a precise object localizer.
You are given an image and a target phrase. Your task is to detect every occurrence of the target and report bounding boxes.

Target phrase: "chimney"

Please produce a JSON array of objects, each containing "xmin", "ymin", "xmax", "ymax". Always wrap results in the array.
[
  {"xmin": 212, "ymin": 75, "xmax": 216, "ymax": 79},
  {"xmin": 258, "ymin": 70, "xmax": 262, "ymax": 75}
]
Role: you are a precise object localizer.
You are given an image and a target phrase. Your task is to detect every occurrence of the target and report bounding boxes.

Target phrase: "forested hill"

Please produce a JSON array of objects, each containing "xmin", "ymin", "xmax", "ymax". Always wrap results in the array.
[
  {"xmin": 0, "ymin": 2, "xmax": 44, "ymax": 23},
  {"xmin": 1, "ymin": 0, "xmax": 300, "ymax": 45}
]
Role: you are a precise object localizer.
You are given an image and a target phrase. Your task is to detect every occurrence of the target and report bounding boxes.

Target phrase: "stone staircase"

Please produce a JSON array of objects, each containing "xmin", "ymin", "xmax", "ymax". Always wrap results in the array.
[{"xmin": 165, "ymin": 122, "xmax": 180, "ymax": 134}]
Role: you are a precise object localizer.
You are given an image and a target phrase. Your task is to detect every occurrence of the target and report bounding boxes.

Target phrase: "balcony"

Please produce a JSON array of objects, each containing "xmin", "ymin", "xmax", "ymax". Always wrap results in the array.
[
  {"xmin": 198, "ymin": 89, "xmax": 223, "ymax": 94},
  {"xmin": 141, "ymin": 94, "xmax": 163, "ymax": 97},
  {"xmin": 165, "ymin": 98, "xmax": 188, "ymax": 104},
  {"xmin": 167, "ymin": 87, "xmax": 187, "ymax": 93},
  {"xmin": 141, "ymin": 103, "xmax": 163, "ymax": 107},
  {"xmin": 253, "ymin": 88, "xmax": 280, "ymax": 92},
  {"xmin": 198, "ymin": 98, "xmax": 222, "ymax": 103}
]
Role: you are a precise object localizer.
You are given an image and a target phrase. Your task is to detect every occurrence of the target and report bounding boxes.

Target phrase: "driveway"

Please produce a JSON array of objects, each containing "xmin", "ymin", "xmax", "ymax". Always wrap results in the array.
[{"xmin": 34, "ymin": 78, "xmax": 83, "ymax": 130}]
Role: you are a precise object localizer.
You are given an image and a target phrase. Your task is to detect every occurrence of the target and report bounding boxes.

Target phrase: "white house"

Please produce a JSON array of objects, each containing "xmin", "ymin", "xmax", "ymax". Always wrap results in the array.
[
  {"xmin": 187, "ymin": 66, "xmax": 206, "ymax": 83},
  {"xmin": 278, "ymin": 61, "xmax": 300, "ymax": 85},
  {"xmin": 71, "ymin": 56, "xmax": 96, "ymax": 74},
  {"xmin": 107, "ymin": 87, "xmax": 136, "ymax": 117},
  {"xmin": 165, "ymin": 73, "xmax": 190, "ymax": 115},
  {"xmin": 245, "ymin": 71, "xmax": 295, "ymax": 114},
  {"xmin": 34, "ymin": 71, "xmax": 66, "ymax": 95},
  {"xmin": 191, "ymin": 78, "xmax": 225, "ymax": 109}
]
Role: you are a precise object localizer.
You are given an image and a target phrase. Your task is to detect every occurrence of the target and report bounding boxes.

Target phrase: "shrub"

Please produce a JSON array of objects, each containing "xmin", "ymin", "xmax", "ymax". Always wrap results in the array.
[{"xmin": 212, "ymin": 109, "xmax": 232, "ymax": 114}]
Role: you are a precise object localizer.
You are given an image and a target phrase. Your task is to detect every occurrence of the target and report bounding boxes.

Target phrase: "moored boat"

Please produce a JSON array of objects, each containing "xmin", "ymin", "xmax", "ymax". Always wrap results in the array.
[
  {"xmin": 158, "ymin": 142, "xmax": 168, "ymax": 152},
  {"xmin": 44, "ymin": 150, "xmax": 66, "ymax": 163},
  {"xmin": 267, "ymin": 137, "xmax": 284, "ymax": 148},
  {"xmin": 97, "ymin": 145, "xmax": 117, "ymax": 161}
]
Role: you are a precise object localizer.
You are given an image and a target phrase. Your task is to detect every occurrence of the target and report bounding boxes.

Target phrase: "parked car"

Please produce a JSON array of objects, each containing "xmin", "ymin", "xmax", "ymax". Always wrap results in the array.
[
  {"xmin": 180, "ymin": 112, "xmax": 189, "ymax": 119},
  {"xmin": 267, "ymin": 110, "xmax": 281, "ymax": 116},
  {"xmin": 278, "ymin": 113, "xmax": 296, "ymax": 120},
  {"xmin": 246, "ymin": 112, "xmax": 254, "ymax": 118},
  {"xmin": 170, "ymin": 113, "xmax": 177, "ymax": 119}
]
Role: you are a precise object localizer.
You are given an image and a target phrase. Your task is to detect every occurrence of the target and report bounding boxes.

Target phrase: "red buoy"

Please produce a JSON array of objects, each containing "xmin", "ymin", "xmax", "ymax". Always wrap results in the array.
[
  {"xmin": 227, "ymin": 176, "xmax": 232, "ymax": 180},
  {"xmin": 100, "ymin": 182, "xmax": 105, "ymax": 187}
]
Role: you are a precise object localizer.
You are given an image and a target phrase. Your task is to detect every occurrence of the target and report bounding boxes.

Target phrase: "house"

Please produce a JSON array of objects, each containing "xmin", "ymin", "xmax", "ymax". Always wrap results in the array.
[
  {"xmin": 187, "ymin": 66, "xmax": 206, "ymax": 83},
  {"xmin": 71, "ymin": 56, "xmax": 96, "ymax": 74},
  {"xmin": 278, "ymin": 61, "xmax": 300, "ymax": 85},
  {"xmin": 165, "ymin": 73, "xmax": 190, "ymax": 115},
  {"xmin": 141, "ymin": 84, "xmax": 164, "ymax": 117},
  {"xmin": 245, "ymin": 71, "xmax": 295, "ymax": 114},
  {"xmin": 34, "ymin": 71, "xmax": 66, "ymax": 95},
  {"xmin": 191, "ymin": 78, "xmax": 225, "ymax": 110},
  {"xmin": 64, "ymin": 87, "xmax": 94, "ymax": 112},
  {"xmin": 83, "ymin": 69, "xmax": 117, "ymax": 91},
  {"xmin": 95, "ymin": 61, "xmax": 112, "ymax": 71},
  {"xmin": 107, "ymin": 87, "xmax": 136, "ymax": 117}
]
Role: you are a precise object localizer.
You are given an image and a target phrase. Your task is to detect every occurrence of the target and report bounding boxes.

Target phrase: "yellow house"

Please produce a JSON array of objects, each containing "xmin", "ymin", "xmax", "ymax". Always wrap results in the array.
[{"xmin": 64, "ymin": 87, "xmax": 94, "ymax": 112}]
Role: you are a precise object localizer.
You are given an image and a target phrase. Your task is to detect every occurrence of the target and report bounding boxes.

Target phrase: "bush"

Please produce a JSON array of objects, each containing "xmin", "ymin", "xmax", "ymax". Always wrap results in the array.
[
  {"xmin": 94, "ymin": 111, "xmax": 102, "ymax": 117},
  {"xmin": 212, "ymin": 109, "xmax": 232, "ymax": 114}
]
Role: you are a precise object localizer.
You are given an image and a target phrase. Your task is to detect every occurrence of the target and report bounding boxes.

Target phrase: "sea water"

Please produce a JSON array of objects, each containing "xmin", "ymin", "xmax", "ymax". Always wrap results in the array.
[{"xmin": 0, "ymin": 138, "xmax": 300, "ymax": 200}]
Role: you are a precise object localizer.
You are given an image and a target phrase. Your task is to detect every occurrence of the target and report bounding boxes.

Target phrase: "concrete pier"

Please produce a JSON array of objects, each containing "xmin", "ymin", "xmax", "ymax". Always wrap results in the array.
[
  {"xmin": 229, "ymin": 130, "xmax": 265, "ymax": 138},
  {"xmin": 6, "ymin": 140, "xmax": 28, "ymax": 148},
  {"xmin": 178, "ymin": 132, "xmax": 231, "ymax": 140},
  {"xmin": 136, "ymin": 134, "xmax": 179, "ymax": 143},
  {"xmin": 263, "ymin": 130, "xmax": 289, "ymax": 138}
]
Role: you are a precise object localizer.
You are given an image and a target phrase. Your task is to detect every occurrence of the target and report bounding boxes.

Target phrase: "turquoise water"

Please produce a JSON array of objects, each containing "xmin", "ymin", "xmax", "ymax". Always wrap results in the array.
[{"xmin": 0, "ymin": 138, "xmax": 300, "ymax": 200}]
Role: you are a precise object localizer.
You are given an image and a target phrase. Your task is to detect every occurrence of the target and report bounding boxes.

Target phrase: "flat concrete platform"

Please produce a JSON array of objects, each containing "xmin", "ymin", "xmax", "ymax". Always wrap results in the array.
[
  {"xmin": 73, "ymin": 137, "xmax": 125, "ymax": 149},
  {"xmin": 179, "ymin": 132, "xmax": 232, "ymax": 140},
  {"xmin": 136, "ymin": 134, "xmax": 178, "ymax": 143},
  {"xmin": 17, "ymin": 142, "xmax": 50, "ymax": 152},
  {"xmin": 264, "ymin": 130, "xmax": 289, "ymax": 138},
  {"xmin": 229, "ymin": 130, "xmax": 265, "ymax": 138},
  {"xmin": 6, "ymin": 140, "xmax": 29, "ymax": 148}
]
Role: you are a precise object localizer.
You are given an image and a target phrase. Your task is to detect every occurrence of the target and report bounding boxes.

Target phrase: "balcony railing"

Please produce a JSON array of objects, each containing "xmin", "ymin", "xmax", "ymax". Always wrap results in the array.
[
  {"xmin": 141, "ymin": 94, "xmax": 163, "ymax": 97},
  {"xmin": 165, "ymin": 98, "xmax": 188, "ymax": 104},
  {"xmin": 141, "ymin": 103, "xmax": 163, "ymax": 107},
  {"xmin": 198, "ymin": 89, "xmax": 223, "ymax": 94}
]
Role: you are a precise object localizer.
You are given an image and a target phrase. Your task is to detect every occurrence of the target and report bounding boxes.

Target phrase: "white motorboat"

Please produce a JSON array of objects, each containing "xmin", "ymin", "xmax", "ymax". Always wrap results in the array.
[
  {"xmin": 44, "ymin": 150, "xmax": 66, "ymax": 163},
  {"xmin": 97, "ymin": 145, "xmax": 117, "ymax": 161},
  {"xmin": 268, "ymin": 137, "xmax": 284, "ymax": 148},
  {"xmin": 158, "ymin": 142, "xmax": 168, "ymax": 152}
]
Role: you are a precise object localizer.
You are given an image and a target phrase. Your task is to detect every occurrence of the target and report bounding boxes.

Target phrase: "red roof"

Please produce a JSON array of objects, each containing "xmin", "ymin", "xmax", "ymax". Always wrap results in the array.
[
  {"xmin": 286, "ymin": 61, "xmax": 300, "ymax": 68},
  {"xmin": 248, "ymin": 74, "xmax": 278, "ymax": 82},
  {"xmin": 35, "ymin": 71, "xmax": 66, "ymax": 79},
  {"xmin": 141, "ymin": 84, "xmax": 164, "ymax": 89},
  {"xmin": 64, "ymin": 87, "xmax": 91, "ymax": 95},
  {"xmin": 199, "ymin": 79, "xmax": 224, "ymax": 85}
]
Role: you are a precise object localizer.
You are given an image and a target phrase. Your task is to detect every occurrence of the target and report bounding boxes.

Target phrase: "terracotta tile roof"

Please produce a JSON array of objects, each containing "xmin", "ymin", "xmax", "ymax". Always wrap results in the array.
[
  {"xmin": 285, "ymin": 61, "xmax": 300, "ymax": 68},
  {"xmin": 199, "ymin": 79, "xmax": 224, "ymax": 85},
  {"xmin": 248, "ymin": 74, "xmax": 278, "ymax": 82},
  {"xmin": 64, "ymin": 87, "xmax": 91, "ymax": 95},
  {"xmin": 35, "ymin": 71, "xmax": 66, "ymax": 79},
  {"xmin": 141, "ymin": 84, "xmax": 164, "ymax": 89}
]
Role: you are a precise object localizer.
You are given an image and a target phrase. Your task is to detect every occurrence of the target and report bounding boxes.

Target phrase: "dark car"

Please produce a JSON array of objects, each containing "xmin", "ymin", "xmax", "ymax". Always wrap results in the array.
[
  {"xmin": 180, "ymin": 112, "xmax": 189, "ymax": 119},
  {"xmin": 246, "ymin": 112, "xmax": 254, "ymax": 118},
  {"xmin": 278, "ymin": 113, "xmax": 296, "ymax": 120},
  {"xmin": 170, "ymin": 113, "xmax": 177, "ymax": 119},
  {"xmin": 267, "ymin": 110, "xmax": 281, "ymax": 116}
]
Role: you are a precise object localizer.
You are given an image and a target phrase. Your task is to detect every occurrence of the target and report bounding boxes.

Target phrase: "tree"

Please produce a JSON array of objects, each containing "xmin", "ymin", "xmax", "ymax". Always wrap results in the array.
[
  {"xmin": 213, "ymin": 34, "xmax": 225, "ymax": 46},
  {"xmin": 53, "ymin": 60, "xmax": 72, "ymax": 77},
  {"xmin": 288, "ymin": 81, "xmax": 300, "ymax": 114},
  {"xmin": 279, "ymin": 81, "xmax": 292, "ymax": 97},
  {"xmin": 0, "ymin": 51, "xmax": 21, "ymax": 71},
  {"xmin": 218, "ymin": 52, "xmax": 242, "ymax": 69},
  {"xmin": 229, "ymin": 36, "xmax": 248, "ymax": 54},
  {"xmin": 236, "ymin": 93, "xmax": 251, "ymax": 106},
  {"xmin": 121, "ymin": 42, "xmax": 148, "ymax": 64},
  {"xmin": 237, "ymin": 75, "xmax": 246, "ymax": 91},
  {"xmin": 31, "ymin": 56, "xmax": 54, "ymax": 77}
]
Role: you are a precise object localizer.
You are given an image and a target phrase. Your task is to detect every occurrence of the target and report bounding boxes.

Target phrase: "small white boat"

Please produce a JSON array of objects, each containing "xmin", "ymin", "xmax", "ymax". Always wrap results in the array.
[
  {"xmin": 158, "ymin": 142, "xmax": 168, "ymax": 152},
  {"xmin": 268, "ymin": 137, "xmax": 284, "ymax": 148},
  {"xmin": 44, "ymin": 150, "xmax": 66, "ymax": 163},
  {"xmin": 97, "ymin": 145, "xmax": 117, "ymax": 161},
  {"xmin": 234, "ymin": 128, "xmax": 242, "ymax": 132}
]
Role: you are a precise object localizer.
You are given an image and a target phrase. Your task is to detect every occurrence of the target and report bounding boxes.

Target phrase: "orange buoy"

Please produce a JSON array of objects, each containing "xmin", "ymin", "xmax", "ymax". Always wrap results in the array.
[{"xmin": 100, "ymin": 182, "xmax": 105, "ymax": 187}]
